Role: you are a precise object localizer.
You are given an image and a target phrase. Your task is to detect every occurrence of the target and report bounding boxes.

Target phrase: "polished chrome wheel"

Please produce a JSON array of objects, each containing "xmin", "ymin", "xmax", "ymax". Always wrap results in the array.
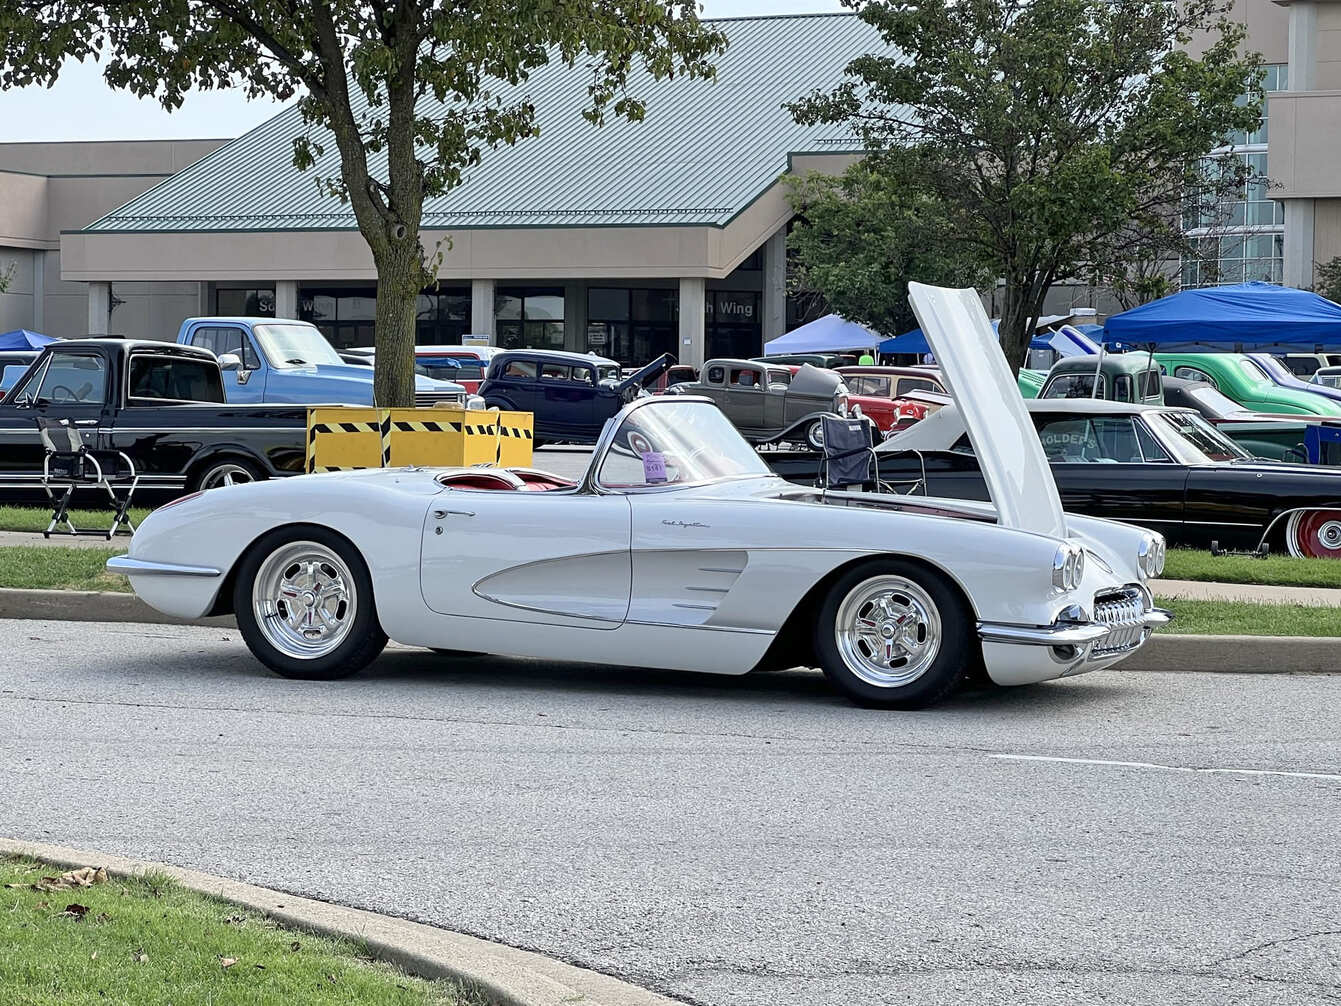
[
  {"xmin": 1285, "ymin": 509, "xmax": 1341, "ymax": 559},
  {"xmin": 833, "ymin": 574, "xmax": 943, "ymax": 688},
  {"xmin": 200, "ymin": 463, "xmax": 256, "ymax": 490},
  {"xmin": 251, "ymin": 541, "xmax": 357, "ymax": 660}
]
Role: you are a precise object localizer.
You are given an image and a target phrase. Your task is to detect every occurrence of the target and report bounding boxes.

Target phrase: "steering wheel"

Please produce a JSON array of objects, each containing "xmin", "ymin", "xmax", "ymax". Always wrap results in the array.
[{"xmin": 49, "ymin": 384, "xmax": 78, "ymax": 403}]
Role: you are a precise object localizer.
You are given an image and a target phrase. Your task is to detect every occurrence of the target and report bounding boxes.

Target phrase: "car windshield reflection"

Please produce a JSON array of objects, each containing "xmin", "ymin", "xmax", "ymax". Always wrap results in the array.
[{"xmin": 595, "ymin": 400, "xmax": 773, "ymax": 490}]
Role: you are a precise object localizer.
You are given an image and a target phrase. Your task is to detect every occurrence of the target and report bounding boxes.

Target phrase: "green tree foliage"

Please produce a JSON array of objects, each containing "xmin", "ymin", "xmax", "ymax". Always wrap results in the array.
[
  {"xmin": 1314, "ymin": 257, "xmax": 1341, "ymax": 305},
  {"xmin": 788, "ymin": 0, "xmax": 1262, "ymax": 373},
  {"xmin": 0, "ymin": 2, "xmax": 725, "ymax": 405},
  {"xmin": 787, "ymin": 156, "xmax": 992, "ymax": 338},
  {"xmin": 0, "ymin": 261, "xmax": 14, "ymax": 294}
]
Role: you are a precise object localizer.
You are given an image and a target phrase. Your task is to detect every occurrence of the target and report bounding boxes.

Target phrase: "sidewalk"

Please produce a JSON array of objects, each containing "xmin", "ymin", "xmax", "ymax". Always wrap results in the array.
[
  {"xmin": 0, "ymin": 530, "xmax": 130, "ymax": 550},
  {"xmin": 1152, "ymin": 577, "xmax": 1341, "ymax": 608}
]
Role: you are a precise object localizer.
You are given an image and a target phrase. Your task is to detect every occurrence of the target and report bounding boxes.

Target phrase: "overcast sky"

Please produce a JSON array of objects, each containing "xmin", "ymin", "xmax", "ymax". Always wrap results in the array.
[{"xmin": 0, "ymin": 0, "xmax": 846, "ymax": 142}]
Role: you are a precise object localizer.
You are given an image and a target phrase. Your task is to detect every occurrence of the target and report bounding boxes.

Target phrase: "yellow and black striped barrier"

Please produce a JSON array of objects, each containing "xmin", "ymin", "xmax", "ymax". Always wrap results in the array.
[{"xmin": 306, "ymin": 407, "xmax": 533, "ymax": 473}]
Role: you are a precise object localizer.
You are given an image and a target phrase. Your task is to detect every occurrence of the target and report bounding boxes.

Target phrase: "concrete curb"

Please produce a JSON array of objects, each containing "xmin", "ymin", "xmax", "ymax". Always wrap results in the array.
[
  {"xmin": 0, "ymin": 837, "xmax": 681, "ymax": 1006},
  {"xmin": 1119, "ymin": 633, "xmax": 1340, "ymax": 674},
  {"xmin": 0, "ymin": 587, "xmax": 236, "ymax": 628}
]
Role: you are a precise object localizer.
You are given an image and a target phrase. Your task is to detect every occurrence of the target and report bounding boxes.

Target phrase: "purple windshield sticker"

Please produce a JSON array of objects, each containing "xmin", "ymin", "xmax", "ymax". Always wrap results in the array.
[{"xmin": 642, "ymin": 451, "xmax": 668, "ymax": 484}]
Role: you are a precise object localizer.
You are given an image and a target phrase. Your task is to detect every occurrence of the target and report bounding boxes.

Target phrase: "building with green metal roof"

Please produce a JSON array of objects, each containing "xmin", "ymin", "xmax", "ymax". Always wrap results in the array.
[{"xmin": 36, "ymin": 12, "xmax": 878, "ymax": 366}]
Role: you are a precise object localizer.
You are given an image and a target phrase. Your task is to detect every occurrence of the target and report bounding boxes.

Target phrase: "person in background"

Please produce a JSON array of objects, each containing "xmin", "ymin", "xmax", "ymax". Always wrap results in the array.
[{"xmin": 858, "ymin": 352, "xmax": 875, "ymax": 366}]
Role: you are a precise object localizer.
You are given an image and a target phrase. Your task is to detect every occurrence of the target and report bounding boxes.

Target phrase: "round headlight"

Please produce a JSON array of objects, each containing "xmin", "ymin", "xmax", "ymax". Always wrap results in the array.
[
  {"xmin": 1153, "ymin": 537, "xmax": 1165, "ymax": 577},
  {"xmin": 1073, "ymin": 548, "xmax": 1085, "ymax": 587},
  {"xmin": 1063, "ymin": 550, "xmax": 1078, "ymax": 589}
]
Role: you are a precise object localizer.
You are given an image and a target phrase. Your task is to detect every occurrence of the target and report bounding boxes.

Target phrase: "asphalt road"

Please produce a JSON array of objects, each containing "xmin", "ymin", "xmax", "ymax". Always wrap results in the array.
[{"xmin": 3, "ymin": 621, "xmax": 1339, "ymax": 1005}]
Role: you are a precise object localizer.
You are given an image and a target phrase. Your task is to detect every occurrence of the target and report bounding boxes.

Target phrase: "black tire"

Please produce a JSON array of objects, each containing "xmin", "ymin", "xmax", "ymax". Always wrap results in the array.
[
  {"xmin": 191, "ymin": 457, "xmax": 264, "ymax": 493},
  {"xmin": 805, "ymin": 419, "xmax": 825, "ymax": 451},
  {"xmin": 232, "ymin": 526, "xmax": 387, "ymax": 680},
  {"xmin": 813, "ymin": 559, "xmax": 977, "ymax": 710}
]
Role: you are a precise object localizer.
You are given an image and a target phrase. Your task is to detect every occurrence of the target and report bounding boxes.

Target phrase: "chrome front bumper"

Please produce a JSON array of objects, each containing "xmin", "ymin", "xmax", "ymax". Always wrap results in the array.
[
  {"xmin": 979, "ymin": 587, "xmax": 1172, "ymax": 655},
  {"xmin": 106, "ymin": 556, "xmax": 221, "ymax": 578}
]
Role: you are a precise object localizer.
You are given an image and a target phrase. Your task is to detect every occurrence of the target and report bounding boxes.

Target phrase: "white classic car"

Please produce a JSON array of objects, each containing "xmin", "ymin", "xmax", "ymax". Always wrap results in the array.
[{"xmin": 110, "ymin": 284, "xmax": 1169, "ymax": 709}]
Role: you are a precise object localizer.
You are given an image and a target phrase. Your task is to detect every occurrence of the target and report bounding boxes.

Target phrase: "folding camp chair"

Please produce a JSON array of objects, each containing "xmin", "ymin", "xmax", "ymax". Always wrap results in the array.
[
  {"xmin": 818, "ymin": 414, "xmax": 881, "ymax": 493},
  {"xmin": 37, "ymin": 417, "xmax": 138, "ymax": 539}
]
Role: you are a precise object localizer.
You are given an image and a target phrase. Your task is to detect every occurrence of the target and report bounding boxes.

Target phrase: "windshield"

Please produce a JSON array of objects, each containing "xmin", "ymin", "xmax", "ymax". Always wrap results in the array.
[
  {"xmin": 595, "ymin": 400, "xmax": 772, "ymax": 489},
  {"xmin": 1151, "ymin": 410, "xmax": 1253, "ymax": 463},
  {"xmin": 1042, "ymin": 373, "xmax": 1104, "ymax": 399},
  {"xmin": 1314, "ymin": 372, "xmax": 1341, "ymax": 389},
  {"xmin": 253, "ymin": 324, "xmax": 344, "ymax": 368}
]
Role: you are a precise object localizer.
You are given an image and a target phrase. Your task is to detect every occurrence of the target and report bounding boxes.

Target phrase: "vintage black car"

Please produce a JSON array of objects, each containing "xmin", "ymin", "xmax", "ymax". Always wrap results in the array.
[
  {"xmin": 478, "ymin": 349, "xmax": 673, "ymax": 445},
  {"xmin": 768, "ymin": 398, "xmax": 1341, "ymax": 558},
  {"xmin": 0, "ymin": 339, "xmax": 308, "ymax": 501}
]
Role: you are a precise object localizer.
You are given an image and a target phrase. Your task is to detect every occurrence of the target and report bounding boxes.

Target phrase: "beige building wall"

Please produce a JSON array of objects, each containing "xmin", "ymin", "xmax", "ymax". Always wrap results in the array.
[{"xmin": 0, "ymin": 139, "xmax": 226, "ymax": 338}]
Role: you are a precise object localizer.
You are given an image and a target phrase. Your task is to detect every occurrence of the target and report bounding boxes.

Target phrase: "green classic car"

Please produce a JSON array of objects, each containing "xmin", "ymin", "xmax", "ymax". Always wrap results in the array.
[{"xmin": 1154, "ymin": 353, "xmax": 1341, "ymax": 417}]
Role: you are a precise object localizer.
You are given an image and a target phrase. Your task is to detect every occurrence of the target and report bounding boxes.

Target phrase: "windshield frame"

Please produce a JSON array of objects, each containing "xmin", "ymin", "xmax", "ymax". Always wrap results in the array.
[
  {"xmin": 1149, "ymin": 408, "xmax": 1254, "ymax": 464},
  {"xmin": 252, "ymin": 322, "xmax": 344, "ymax": 370},
  {"xmin": 585, "ymin": 396, "xmax": 776, "ymax": 494}
]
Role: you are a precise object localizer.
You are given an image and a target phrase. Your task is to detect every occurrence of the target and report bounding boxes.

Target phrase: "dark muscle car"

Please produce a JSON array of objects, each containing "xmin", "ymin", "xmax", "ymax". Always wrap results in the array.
[
  {"xmin": 478, "ymin": 349, "xmax": 673, "ymax": 445},
  {"xmin": 0, "ymin": 339, "xmax": 308, "ymax": 501},
  {"xmin": 767, "ymin": 398, "xmax": 1341, "ymax": 558}
]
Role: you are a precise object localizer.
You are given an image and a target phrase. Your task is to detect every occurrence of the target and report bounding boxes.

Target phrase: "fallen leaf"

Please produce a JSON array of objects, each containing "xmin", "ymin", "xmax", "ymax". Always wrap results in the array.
[
  {"xmin": 3, "ymin": 883, "xmax": 26, "ymax": 889},
  {"xmin": 253, "ymin": 964, "xmax": 266, "ymax": 971},
  {"xmin": 220, "ymin": 958, "xmax": 237, "ymax": 969},
  {"xmin": 224, "ymin": 914, "xmax": 246, "ymax": 926},
  {"xmin": 133, "ymin": 949, "xmax": 148, "ymax": 964},
  {"xmin": 58, "ymin": 867, "xmax": 103, "ymax": 888},
  {"xmin": 94, "ymin": 912, "xmax": 110, "ymax": 923},
  {"xmin": 59, "ymin": 903, "xmax": 89, "ymax": 919},
  {"xmin": 90, "ymin": 952, "xmax": 98, "ymax": 961},
  {"xmin": 289, "ymin": 941, "xmax": 301, "ymax": 952}
]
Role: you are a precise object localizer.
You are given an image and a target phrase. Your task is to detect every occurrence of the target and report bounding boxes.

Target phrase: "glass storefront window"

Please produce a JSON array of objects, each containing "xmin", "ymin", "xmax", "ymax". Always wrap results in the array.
[
  {"xmin": 216, "ymin": 287, "xmax": 275, "ymax": 317},
  {"xmin": 706, "ymin": 290, "xmax": 761, "ymax": 360},
  {"xmin": 587, "ymin": 287, "xmax": 678, "ymax": 365},
  {"xmin": 497, "ymin": 287, "xmax": 565, "ymax": 351},
  {"xmin": 298, "ymin": 286, "xmax": 472, "ymax": 349}
]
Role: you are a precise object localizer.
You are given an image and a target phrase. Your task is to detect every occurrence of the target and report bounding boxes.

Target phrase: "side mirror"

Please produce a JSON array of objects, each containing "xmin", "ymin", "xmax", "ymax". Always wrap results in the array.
[{"xmin": 217, "ymin": 353, "xmax": 242, "ymax": 372}]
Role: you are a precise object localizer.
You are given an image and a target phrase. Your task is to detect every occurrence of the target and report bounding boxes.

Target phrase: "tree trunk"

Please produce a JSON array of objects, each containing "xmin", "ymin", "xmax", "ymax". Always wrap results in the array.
[
  {"xmin": 372, "ymin": 240, "xmax": 421, "ymax": 408},
  {"xmin": 996, "ymin": 280, "xmax": 1034, "ymax": 378}
]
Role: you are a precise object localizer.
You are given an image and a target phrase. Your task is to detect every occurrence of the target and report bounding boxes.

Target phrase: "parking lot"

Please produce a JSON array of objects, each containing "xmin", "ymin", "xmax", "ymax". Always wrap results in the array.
[{"xmin": 4, "ymin": 619, "xmax": 1338, "ymax": 1006}]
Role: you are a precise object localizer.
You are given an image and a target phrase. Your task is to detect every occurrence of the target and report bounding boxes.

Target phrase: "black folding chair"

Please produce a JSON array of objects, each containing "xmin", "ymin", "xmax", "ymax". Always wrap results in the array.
[
  {"xmin": 37, "ymin": 417, "xmax": 138, "ymax": 539},
  {"xmin": 818, "ymin": 414, "xmax": 880, "ymax": 493}
]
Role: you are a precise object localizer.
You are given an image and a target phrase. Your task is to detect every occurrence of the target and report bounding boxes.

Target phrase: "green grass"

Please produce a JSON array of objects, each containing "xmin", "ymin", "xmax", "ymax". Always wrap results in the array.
[
  {"xmin": 0, "ymin": 546, "xmax": 130, "ymax": 592},
  {"xmin": 1156, "ymin": 597, "xmax": 1340, "ymax": 637},
  {"xmin": 0, "ymin": 857, "xmax": 481, "ymax": 1006},
  {"xmin": 0, "ymin": 505, "xmax": 153, "ymax": 535},
  {"xmin": 1162, "ymin": 547, "xmax": 1341, "ymax": 589}
]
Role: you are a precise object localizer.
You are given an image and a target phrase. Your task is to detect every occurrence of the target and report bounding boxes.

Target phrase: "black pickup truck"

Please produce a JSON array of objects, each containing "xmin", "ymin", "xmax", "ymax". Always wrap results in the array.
[{"xmin": 0, "ymin": 339, "xmax": 307, "ymax": 502}]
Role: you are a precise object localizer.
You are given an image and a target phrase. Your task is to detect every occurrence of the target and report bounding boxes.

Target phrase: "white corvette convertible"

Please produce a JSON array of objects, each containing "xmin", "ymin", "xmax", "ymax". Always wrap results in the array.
[{"xmin": 110, "ymin": 284, "xmax": 1169, "ymax": 709}]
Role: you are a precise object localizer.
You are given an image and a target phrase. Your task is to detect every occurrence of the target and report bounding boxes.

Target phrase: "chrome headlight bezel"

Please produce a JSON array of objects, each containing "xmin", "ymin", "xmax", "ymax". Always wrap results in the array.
[
  {"xmin": 1052, "ymin": 543, "xmax": 1085, "ymax": 591},
  {"xmin": 1137, "ymin": 534, "xmax": 1166, "ymax": 579}
]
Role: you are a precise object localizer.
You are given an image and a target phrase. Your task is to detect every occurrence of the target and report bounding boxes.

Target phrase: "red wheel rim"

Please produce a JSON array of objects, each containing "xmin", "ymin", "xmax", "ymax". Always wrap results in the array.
[{"xmin": 1291, "ymin": 510, "xmax": 1341, "ymax": 559}]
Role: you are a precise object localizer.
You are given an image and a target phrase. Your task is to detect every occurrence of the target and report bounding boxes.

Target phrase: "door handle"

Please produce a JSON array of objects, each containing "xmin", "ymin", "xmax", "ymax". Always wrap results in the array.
[{"xmin": 433, "ymin": 508, "xmax": 475, "ymax": 518}]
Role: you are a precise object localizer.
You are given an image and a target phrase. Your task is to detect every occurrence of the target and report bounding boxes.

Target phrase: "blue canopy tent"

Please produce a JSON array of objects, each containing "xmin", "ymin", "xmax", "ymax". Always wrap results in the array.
[
  {"xmin": 762, "ymin": 314, "xmax": 881, "ymax": 355},
  {"xmin": 1103, "ymin": 282, "xmax": 1341, "ymax": 349},
  {"xmin": 879, "ymin": 322, "xmax": 1062, "ymax": 357},
  {"xmin": 0, "ymin": 329, "xmax": 54, "ymax": 351}
]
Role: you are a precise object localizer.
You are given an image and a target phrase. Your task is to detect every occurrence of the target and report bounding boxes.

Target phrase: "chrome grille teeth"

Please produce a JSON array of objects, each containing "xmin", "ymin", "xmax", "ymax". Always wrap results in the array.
[{"xmin": 1091, "ymin": 587, "xmax": 1147, "ymax": 656}]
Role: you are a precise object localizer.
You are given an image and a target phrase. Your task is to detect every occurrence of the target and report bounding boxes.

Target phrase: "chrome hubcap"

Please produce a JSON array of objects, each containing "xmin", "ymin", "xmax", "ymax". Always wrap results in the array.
[
  {"xmin": 1321, "ymin": 521, "xmax": 1341, "ymax": 550},
  {"xmin": 834, "ymin": 575, "xmax": 942, "ymax": 688},
  {"xmin": 251, "ymin": 542, "xmax": 356, "ymax": 659},
  {"xmin": 203, "ymin": 464, "xmax": 254, "ymax": 490}
]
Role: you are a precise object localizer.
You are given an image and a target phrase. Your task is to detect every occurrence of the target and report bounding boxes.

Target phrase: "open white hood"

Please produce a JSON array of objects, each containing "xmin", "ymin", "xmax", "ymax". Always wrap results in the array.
[{"xmin": 906, "ymin": 282, "xmax": 1067, "ymax": 538}]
